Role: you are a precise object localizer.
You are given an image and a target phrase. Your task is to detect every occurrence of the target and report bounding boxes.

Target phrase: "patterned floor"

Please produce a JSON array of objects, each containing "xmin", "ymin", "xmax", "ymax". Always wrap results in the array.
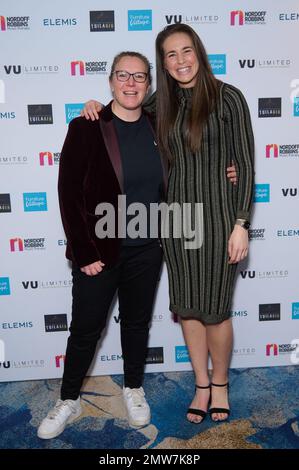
[{"xmin": 0, "ymin": 366, "xmax": 299, "ymax": 449}]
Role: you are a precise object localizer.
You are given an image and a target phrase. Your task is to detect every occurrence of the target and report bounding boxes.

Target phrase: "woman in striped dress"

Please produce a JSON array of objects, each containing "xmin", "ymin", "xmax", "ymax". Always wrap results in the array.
[{"xmin": 151, "ymin": 24, "xmax": 254, "ymax": 423}]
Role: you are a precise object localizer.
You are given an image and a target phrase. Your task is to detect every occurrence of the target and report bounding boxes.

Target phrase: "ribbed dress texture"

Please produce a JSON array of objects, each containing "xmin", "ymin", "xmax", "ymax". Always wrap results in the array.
[{"xmin": 145, "ymin": 82, "xmax": 255, "ymax": 324}]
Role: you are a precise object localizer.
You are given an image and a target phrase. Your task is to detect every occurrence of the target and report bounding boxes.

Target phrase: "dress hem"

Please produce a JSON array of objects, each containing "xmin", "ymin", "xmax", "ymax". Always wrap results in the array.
[{"xmin": 170, "ymin": 304, "xmax": 231, "ymax": 325}]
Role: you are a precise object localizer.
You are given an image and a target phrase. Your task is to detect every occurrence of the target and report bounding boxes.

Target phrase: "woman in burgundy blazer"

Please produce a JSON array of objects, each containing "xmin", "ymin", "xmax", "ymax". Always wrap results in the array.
[
  {"xmin": 58, "ymin": 99, "xmax": 167, "ymax": 269},
  {"xmin": 38, "ymin": 51, "xmax": 167, "ymax": 440}
]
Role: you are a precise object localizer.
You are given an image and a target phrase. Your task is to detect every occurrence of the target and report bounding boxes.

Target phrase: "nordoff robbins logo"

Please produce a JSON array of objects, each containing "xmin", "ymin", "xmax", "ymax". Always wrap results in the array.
[{"xmin": 94, "ymin": 196, "xmax": 204, "ymax": 249}]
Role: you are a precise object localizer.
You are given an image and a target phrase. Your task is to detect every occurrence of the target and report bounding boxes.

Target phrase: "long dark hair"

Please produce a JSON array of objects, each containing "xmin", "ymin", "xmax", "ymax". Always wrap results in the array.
[{"xmin": 155, "ymin": 24, "xmax": 219, "ymax": 161}]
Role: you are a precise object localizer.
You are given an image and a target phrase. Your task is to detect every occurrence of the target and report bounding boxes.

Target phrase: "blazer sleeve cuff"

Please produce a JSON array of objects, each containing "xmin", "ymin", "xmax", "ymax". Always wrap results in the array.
[{"xmin": 68, "ymin": 242, "xmax": 102, "ymax": 269}]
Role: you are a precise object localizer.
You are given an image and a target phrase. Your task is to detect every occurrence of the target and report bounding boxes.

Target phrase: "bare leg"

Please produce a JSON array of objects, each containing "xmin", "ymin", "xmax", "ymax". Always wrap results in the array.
[
  {"xmin": 206, "ymin": 318, "xmax": 233, "ymax": 421},
  {"xmin": 181, "ymin": 318, "xmax": 210, "ymax": 423}
]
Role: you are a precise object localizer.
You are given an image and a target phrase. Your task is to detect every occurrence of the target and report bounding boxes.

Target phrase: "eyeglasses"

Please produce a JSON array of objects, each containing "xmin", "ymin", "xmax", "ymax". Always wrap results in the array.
[{"xmin": 112, "ymin": 70, "xmax": 148, "ymax": 83}]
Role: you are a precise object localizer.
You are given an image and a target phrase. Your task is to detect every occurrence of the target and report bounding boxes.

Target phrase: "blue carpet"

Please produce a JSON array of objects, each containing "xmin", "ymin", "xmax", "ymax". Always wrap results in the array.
[{"xmin": 0, "ymin": 366, "xmax": 298, "ymax": 449}]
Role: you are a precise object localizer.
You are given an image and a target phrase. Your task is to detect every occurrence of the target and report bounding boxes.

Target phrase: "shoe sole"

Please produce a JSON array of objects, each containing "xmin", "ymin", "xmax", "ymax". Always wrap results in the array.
[
  {"xmin": 37, "ymin": 407, "xmax": 82, "ymax": 439},
  {"xmin": 128, "ymin": 413, "xmax": 151, "ymax": 428}
]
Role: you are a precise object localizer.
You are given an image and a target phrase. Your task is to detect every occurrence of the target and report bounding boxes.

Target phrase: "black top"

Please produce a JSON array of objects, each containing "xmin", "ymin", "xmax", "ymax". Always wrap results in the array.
[{"xmin": 113, "ymin": 112, "xmax": 164, "ymax": 245}]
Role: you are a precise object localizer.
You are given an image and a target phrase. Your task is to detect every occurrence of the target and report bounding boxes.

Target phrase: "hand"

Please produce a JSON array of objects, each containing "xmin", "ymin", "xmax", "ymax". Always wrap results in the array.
[
  {"xmin": 228, "ymin": 225, "xmax": 248, "ymax": 264},
  {"xmin": 226, "ymin": 160, "xmax": 237, "ymax": 185},
  {"xmin": 80, "ymin": 100, "xmax": 102, "ymax": 121},
  {"xmin": 80, "ymin": 260, "xmax": 105, "ymax": 275}
]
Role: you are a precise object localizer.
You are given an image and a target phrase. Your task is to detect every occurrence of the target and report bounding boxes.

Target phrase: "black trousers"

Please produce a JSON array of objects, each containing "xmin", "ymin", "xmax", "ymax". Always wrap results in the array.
[{"xmin": 61, "ymin": 241, "xmax": 163, "ymax": 400}]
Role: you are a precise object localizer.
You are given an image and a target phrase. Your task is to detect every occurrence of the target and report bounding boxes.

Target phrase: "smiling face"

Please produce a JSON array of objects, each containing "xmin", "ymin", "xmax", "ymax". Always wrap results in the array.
[
  {"xmin": 163, "ymin": 32, "xmax": 199, "ymax": 88},
  {"xmin": 110, "ymin": 56, "xmax": 150, "ymax": 119}
]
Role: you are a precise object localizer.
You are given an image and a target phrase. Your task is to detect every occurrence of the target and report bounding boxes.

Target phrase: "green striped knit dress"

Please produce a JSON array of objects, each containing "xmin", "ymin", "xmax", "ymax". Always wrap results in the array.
[{"xmin": 146, "ymin": 82, "xmax": 255, "ymax": 324}]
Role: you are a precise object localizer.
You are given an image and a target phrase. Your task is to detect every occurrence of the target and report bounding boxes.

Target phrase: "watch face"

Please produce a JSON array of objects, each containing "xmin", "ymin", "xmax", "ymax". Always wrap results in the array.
[{"xmin": 244, "ymin": 221, "xmax": 250, "ymax": 229}]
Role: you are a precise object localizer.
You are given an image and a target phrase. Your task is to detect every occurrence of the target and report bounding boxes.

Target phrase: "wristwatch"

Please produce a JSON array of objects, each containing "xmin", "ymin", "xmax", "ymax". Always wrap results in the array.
[{"xmin": 235, "ymin": 219, "xmax": 251, "ymax": 230}]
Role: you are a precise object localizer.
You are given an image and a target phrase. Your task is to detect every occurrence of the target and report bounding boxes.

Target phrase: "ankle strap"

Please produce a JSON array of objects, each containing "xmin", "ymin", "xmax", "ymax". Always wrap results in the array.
[
  {"xmin": 195, "ymin": 384, "xmax": 210, "ymax": 389},
  {"xmin": 211, "ymin": 382, "xmax": 229, "ymax": 387}
]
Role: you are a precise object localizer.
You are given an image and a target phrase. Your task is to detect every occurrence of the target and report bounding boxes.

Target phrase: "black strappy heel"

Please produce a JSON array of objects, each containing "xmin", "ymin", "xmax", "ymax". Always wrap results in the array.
[
  {"xmin": 187, "ymin": 384, "xmax": 211, "ymax": 424},
  {"xmin": 209, "ymin": 382, "xmax": 230, "ymax": 421}
]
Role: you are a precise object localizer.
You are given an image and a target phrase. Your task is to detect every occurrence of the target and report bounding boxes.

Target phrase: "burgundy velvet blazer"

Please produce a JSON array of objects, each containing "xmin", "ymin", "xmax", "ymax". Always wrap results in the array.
[{"xmin": 58, "ymin": 101, "xmax": 168, "ymax": 268}]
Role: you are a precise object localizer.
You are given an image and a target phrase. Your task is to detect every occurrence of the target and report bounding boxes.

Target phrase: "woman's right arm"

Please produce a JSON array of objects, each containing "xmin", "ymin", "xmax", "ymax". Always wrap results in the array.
[
  {"xmin": 58, "ymin": 118, "xmax": 101, "ymax": 267},
  {"xmin": 80, "ymin": 100, "xmax": 103, "ymax": 120},
  {"xmin": 80, "ymin": 92, "xmax": 157, "ymax": 120}
]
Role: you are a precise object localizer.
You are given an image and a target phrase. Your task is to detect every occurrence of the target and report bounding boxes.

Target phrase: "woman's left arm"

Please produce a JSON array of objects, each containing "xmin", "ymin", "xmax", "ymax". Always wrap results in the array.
[{"xmin": 224, "ymin": 85, "xmax": 255, "ymax": 263}]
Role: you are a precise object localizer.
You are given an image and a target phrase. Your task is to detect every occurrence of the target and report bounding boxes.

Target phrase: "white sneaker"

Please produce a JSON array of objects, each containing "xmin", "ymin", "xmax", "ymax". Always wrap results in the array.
[
  {"xmin": 123, "ymin": 387, "xmax": 151, "ymax": 427},
  {"xmin": 37, "ymin": 397, "xmax": 82, "ymax": 439}
]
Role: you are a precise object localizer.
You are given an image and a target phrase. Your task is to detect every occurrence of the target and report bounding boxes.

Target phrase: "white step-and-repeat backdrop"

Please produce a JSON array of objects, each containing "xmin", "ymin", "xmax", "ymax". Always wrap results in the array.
[{"xmin": 0, "ymin": 0, "xmax": 299, "ymax": 381}]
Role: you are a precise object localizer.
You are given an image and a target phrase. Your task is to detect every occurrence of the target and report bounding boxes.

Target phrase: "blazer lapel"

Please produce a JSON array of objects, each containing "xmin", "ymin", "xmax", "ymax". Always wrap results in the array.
[
  {"xmin": 99, "ymin": 101, "xmax": 168, "ymax": 196},
  {"xmin": 99, "ymin": 104, "xmax": 124, "ymax": 193}
]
